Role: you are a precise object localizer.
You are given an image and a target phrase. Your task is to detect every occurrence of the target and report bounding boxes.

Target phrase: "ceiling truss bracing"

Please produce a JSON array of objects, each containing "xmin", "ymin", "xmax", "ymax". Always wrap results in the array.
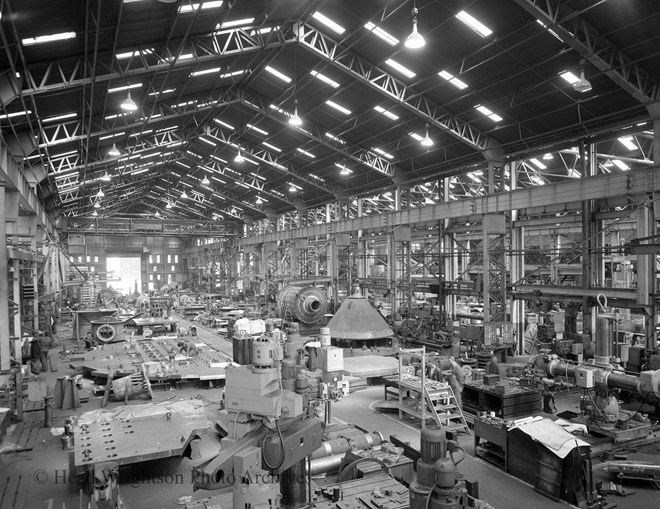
[
  {"xmin": 238, "ymin": 87, "xmax": 401, "ymax": 181},
  {"xmin": 513, "ymin": 0, "xmax": 660, "ymax": 103},
  {"xmin": 298, "ymin": 23, "xmax": 497, "ymax": 153},
  {"xmin": 67, "ymin": 217, "xmax": 236, "ymax": 237},
  {"xmin": 20, "ymin": 26, "xmax": 295, "ymax": 98}
]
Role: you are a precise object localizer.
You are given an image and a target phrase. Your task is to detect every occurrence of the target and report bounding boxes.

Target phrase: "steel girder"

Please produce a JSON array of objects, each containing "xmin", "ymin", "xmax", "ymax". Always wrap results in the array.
[
  {"xmin": 297, "ymin": 23, "xmax": 500, "ymax": 153},
  {"xmin": 513, "ymin": 0, "xmax": 660, "ymax": 104}
]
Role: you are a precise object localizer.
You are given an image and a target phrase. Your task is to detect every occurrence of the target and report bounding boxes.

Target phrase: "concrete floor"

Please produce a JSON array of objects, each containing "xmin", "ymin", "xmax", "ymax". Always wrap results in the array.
[{"xmin": 2, "ymin": 316, "xmax": 659, "ymax": 509}]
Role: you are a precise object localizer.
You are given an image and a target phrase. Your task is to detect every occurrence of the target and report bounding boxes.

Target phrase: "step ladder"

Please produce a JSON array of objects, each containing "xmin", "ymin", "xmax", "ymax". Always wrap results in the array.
[{"xmin": 424, "ymin": 384, "xmax": 471, "ymax": 435}]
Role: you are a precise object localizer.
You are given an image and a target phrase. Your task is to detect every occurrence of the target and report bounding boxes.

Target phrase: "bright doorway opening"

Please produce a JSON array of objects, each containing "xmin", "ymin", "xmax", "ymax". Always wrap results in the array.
[{"xmin": 106, "ymin": 257, "xmax": 141, "ymax": 296}]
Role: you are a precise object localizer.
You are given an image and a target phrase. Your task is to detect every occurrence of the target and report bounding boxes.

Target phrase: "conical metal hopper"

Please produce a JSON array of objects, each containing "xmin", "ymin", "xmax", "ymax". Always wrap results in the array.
[{"xmin": 327, "ymin": 295, "xmax": 394, "ymax": 340}]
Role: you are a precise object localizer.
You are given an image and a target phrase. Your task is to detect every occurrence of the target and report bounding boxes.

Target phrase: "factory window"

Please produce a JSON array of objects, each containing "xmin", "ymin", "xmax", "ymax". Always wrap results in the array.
[
  {"xmin": 86, "ymin": 256, "xmax": 91, "ymax": 263},
  {"xmin": 77, "ymin": 256, "xmax": 82, "ymax": 263},
  {"xmin": 70, "ymin": 256, "xmax": 74, "ymax": 262},
  {"xmin": 171, "ymin": 265, "xmax": 175, "ymax": 272},
  {"xmin": 157, "ymin": 274, "xmax": 161, "ymax": 281},
  {"xmin": 153, "ymin": 265, "xmax": 157, "ymax": 272},
  {"xmin": 174, "ymin": 254, "xmax": 179, "ymax": 263},
  {"xmin": 94, "ymin": 256, "xmax": 99, "ymax": 263},
  {"xmin": 90, "ymin": 267, "xmax": 94, "ymax": 272},
  {"xmin": 167, "ymin": 254, "xmax": 172, "ymax": 263},
  {"xmin": 156, "ymin": 254, "xmax": 161, "ymax": 263},
  {"xmin": 149, "ymin": 275, "xmax": 153, "ymax": 281},
  {"xmin": 149, "ymin": 255, "xmax": 153, "ymax": 264}
]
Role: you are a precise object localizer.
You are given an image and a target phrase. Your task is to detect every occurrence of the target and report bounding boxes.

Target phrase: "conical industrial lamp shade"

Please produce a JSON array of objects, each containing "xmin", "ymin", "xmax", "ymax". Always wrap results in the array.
[
  {"xmin": 405, "ymin": 21, "xmax": 425, "ymax": 49},
  {"xmin": 121, "ymin": 90, "xmax": 138, "ymax": 111}
]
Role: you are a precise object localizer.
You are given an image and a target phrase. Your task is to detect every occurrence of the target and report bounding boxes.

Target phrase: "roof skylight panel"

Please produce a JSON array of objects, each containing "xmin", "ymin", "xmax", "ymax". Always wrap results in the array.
[
  {"xmin": 373, "ymin": 147, "xmax": 394, "ymax": 159},
  {"xmin": 455, "ymin": 11, "xmax": 492, "ymax": 37},
  {"xmin": 325, "ymin": 100, "xmax": 352, "ymax": 115},
  {"xmin": 265, "ymin": 65, "xmax": 292, "ymax": 83},
  {"xmin": 612, "ymin": 159, "xmax": 629, "ymax": 171},
  {"xmin": 312, "ymin": 12, "xmax": 345, "ymax": 34},
  {"xmin": 559, "ymin": 71, "xmax": 580, "ymax": 85},
  {"xmin": 618, "ymin": 136, "xmax": 637, "ymax": 151},
  {"xmin": 247, "ymin": 123, "xmax": 269, "ymax": 136},
  {"xmin": 116, "ymin": 48, "xmax": 154, "ymax": 60},
  {"xmin": 218, "ymin": 18, "xmax": 255, "ymax": 29},
  {"xmin": 296, "ymin": 148, "xmax": 316, "ymax": 159},
  {"xmin": 364, "ymin": 22, "xmax": 399, "ymax": 46},
  {"xmin": 214, "ymin": 119, "xmax": 235, "ymax": 130},
  {"xmin": 374, "ymin": 105, "xmax": 399, "ymax": 121},
  {"xmin": 43, "ymin": 113, "xmax": 77, "ymax": 123},
  {"xmin": 385, "ymin": 59, "xmax": 416, "ymax": 79},
  {"xmin": 474, "ymin": 105, "xmax": 503, "ymax": 122},
  {"xmin": 529, "ymin": 158, "xmax": 546, "ymax": 169},
  {"xmin": 22, "ymin": 31, "xmax": 76, "ymax": 46},
  {"xmin": 179, "ymin": 1, "xmax": 223, "ymax": 14},
  {"xmin": 438, "ymin": 70, "xmax": 468, "ymax": 90},
  {"xmin": 108, "ymin": 83, "xmax": 142, "ymax": 93},
  {"xmin": 263, "ymin": 142, "xmax": 282, "ymax": 153},
  {"xmin": 310, "ymin": 70, "xmax": 340, "ymax": 88}
]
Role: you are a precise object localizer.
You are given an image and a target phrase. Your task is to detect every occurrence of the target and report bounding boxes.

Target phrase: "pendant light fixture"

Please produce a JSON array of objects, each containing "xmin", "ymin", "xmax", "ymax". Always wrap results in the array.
[
  {"xmin": 201, "ymin": 175, "xmax": 210, "ymax": 185},
  {"xmin": 404, "ymin": 2, "xmax": 425, "ymax": 49},
  {"xmin": 166, "ymin": 201, "xmax": 173, "ymax": 209},
  {"xmin": 573, "ymin": 60, "xmax": 592, "ymax": 93},
  {"xmin": 100, "ymin": 170, "xmax": 112, "ymax": 181},
  {"xmin": 421, "ymin": 124, "xmax": 433, "ymax": 147},
  {"xmin": 289, "ymin": 99, "xmax": 302, "ymax": 126},
  {"xmin": 108, "ymin": 143, "xmax": 121, "ymax": 157},
  {"xmin": 181, "ymin": 189, "xmax": 188, "ymax": 199},
  {"xmin": 256, "ymin": 195, "xmax": 263, "ymax": 205},
  {"xmin": 93, "ymin": 200, "xmax": 101, "ymax": 209},
  {"xmin": 155, "ymin": 210, "xmax": 161, "ymax": 217},
  {"xmin": 92, "ymin": 210, "xmax": 98, "ymax": 217},
  {"xmin": 234, "ymin": 147, "xmax": 245, "ymax": 163},
  {"xmin": 121, "ymin": 90, "xmax": 138, "ymax": 111},
  {"xmin": 289, "ymin": 183, "xmax": 297, "ymax": 193},
  {"xmin": 97, "ymin": 189, "xmax": 105, "ymax": 198}
]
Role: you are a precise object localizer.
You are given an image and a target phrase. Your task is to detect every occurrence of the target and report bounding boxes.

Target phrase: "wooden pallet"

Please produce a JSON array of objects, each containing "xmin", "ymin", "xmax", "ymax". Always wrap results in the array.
[
  {"xmin": 11, "ymin": 423, "xmax": 40, "ymax": 452},
  {"xmin": 0, "ymin": 474, "xmax": 29, "ymax": 509}
]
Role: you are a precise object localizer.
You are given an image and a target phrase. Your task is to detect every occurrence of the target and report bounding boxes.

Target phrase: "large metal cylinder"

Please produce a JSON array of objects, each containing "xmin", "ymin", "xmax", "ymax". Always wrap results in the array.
[
  {"xmin": 280, "ymin": 459, "xmax": 306, "ymax": 509},
  {"xmin": 277, "ymin": 285, "xmax": 328, "ymax": 325},
  {"xmin": 311, "ymin": 431, "xmax": 383, "ymax": 459},
  {"xmin": 595, "ymin": 315, "xmax": 614, "ymax": 364}
]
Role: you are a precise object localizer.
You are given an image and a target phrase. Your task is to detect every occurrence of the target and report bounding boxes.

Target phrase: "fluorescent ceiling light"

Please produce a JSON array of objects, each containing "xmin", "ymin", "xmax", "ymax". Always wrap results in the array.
[
  {"xmin": 219, "ymin": 17, "xmax": 255, "ymax": 29},
  {"xmin": 220, "ymin": 70, "xmax": 245, "ymax": 78},
  {"xmin": 543, "ymin": 153, "xmax": 554, "ymax": 160},
  {"xmin": 474, "ymin": 104, "xmax": 503, "ymax": 122},
  {"xmin": 43, "ymin": 112, "xmax": 77, "ymax": 123},
  {"xmin": 179, "ymin": 1, "xmax": 223, "ymax": 14},
  {"xmin": 0, "ymin": 110, "xmax": 31, "ymax": 120},
  {"xmin": 108, "ymin": 82, "xmax": 142, "ymax": 93},
  {"xmin": 618, "ymin": 136, "xmax": 637, "ymax": 151},
  {"xmin": 250, "ymin": 26, "xmax": 279, "ymax": 35},
  {"xmin": 296, "ymin": 148, "xmax": 315, "ymax": 158},
  {"xmin": 116, "ymin": 48, "xmax": 154, "ymax": 60},
  {"xmin": 438, "ymin": 70, "xmax": 468, "ymax": 90},
  {"xmin": 612, "ymin": 159, "xmax": 629, "ymax": 171},
  {"xmin": 310, "ymin": 70, "xmax": 339, "ymax": 88},
  {"xmin": 52, "ymin": 150, "xmax": 78, "ymax": 159},
  {"xmin": 373, "ymin": 147, "xmax": 394, "ymax": 159},
  {"xmin": 99, "ymin": 132, "xmax": 125, "ymax": 141},
  {"xmin": 264, "ymin": 65, "xmax": 291, "ymax": 83},
  {"xmin": 325, "ymin": 132, "xmax": 346, "ymax": 144},
  {"xmin": 559, "ymin": 70, "xmax": 580, "ymax": 85},
  {"xmin": 410, "ymin": 133, "xmax": 424, "ymax": 142},
  {"xmin": 247, "ymin": 123, "xmax": 269, "ymax": 136},
  {"xmin": 456, "ymin": 10, "xmax": 492, "ymax": 37},
  {"xmin": 364, "ymin": 21, "xmax": 399, "ymax": 46},
  {"xmin": 529, "ymin": 158, "xmax": 546, "ymax": 169},
  {"xmin": 312, "ymin": 12, "xmax": 345, "ymax": 34},
  {"xmin": 535, "ymin": 20, "xmax": 563, "ymax": 42},
  {"xmin": 214, "ymin": 118, "xmax": 234, "ymax": 130},
  {"xmin": 325, "ymin": 100, "xmax": 352, "ymax": 115},
  {"xmin": 22, "ymin": 31, "xmax": 76, "ymax": 46},
  {"xmin": 148, "ymin": 88, "xmax": 176, "ymax": 97},
  {"xmin": 200, "ymin": 137, "xmax": 217, "ymax": 147},
  {"xmin": 374, "ymin": 105, "xmax": 399, "ymax": 120},
  {"xmin": 191, "ymin": 67, "xmax": 222, "ymax": 77},
  {"xmin": 263, "ymin": 142, "xmax": 281, "ymax": 153},
  {"xmin": 384, "ymin": 59, "xmax": 416, "ymax": 79}
]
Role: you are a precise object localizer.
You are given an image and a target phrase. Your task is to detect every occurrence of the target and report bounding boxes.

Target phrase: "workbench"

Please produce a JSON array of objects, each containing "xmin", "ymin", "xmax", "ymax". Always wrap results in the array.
[
  {"xmin": 473, "ymin": 417, "xmax": 509, "ymax": 471},
  {"xmin": 312, "ymin": 472, "xmax": 409, "ymax": 508},
  {"xmin": 462, "ymin": 379, "xmax": 541, "ymax": 419}
]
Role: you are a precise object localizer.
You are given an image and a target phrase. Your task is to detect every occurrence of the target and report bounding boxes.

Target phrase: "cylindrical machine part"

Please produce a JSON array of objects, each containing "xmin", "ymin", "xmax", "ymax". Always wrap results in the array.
[
  {"xmin": 308, "ymin": 454, "xmax": 344, "ymax": 475},
  {"xmin": 319, "ymin": 327, "xmax": 331, "ymax": 347},
  {"xmin": 232, "ymin": 335, "xmax": 245, "ymax": 365},
  {"xmin": 43, "ymin": 396, "xmax": 53, "ymax": 428},
  {"xmin": 311, "ymin": 431, "xmax": 384, "ymax": 459},
  {"xmin": 421, "ymin": 426, "xmax": 447, "ymax": 464},
  {"xmin": 278, "ymin": 285, "xmax": 328, "ymax": 325},
  {"xmin": 252, "ymin": 336, "xmax": 274, "ymax": 367},
  {"xmin": 606, "ymin": 371, "xmax": 640, "ymax": 393},
  {"xmin": 280, "ymin": 459, "xmax": 306, "ymax": 509},
  {"xmin": 595, "ymin": 314, "xmax": 614, "ymax": 364}
]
